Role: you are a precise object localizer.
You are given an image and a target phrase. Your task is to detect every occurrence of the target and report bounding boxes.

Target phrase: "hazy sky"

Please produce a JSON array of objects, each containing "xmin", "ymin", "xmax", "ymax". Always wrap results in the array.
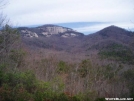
[{"xmin": 2, "ymin": 0, "xmax": 134, "ymax": 30}]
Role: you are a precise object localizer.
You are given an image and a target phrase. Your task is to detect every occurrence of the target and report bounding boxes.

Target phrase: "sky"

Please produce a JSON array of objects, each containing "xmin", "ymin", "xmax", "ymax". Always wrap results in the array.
[{"xmin": 1, "ymin": 0, "xmax": 134, "ymax": 34}]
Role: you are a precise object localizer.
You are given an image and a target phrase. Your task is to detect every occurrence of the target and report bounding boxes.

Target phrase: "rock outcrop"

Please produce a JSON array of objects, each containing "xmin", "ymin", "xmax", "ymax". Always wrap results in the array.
[
  {"xmin": 21, "ymin": 29, "xmax": 38, "ymax": 38},
  {"xmin": 18, "ymin": 24, "xmax": 84, "ymax": 38}
]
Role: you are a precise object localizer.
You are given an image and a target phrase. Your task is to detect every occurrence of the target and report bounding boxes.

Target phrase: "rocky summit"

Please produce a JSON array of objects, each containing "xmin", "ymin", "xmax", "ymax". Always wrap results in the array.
[{"xmin": 18, "ymin": 24, "xmax": 84, "ymax": 38}]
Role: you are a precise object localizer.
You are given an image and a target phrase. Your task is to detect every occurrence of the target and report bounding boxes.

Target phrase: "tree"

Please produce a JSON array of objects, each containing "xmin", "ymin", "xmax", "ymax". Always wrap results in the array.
[
  {"xmin": 0, "ymin": 0, "xmax": 24, "ymax": 69},
  {"xmin": 0, "ymin": 24, "xmax": 24, "ymax": 68}
]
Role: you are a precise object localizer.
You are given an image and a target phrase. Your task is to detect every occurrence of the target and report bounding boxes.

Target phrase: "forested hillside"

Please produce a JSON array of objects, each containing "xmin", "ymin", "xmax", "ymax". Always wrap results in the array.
[{"xmin": 0, "ymin": 23, "xmax": 134, "ymax": 101}]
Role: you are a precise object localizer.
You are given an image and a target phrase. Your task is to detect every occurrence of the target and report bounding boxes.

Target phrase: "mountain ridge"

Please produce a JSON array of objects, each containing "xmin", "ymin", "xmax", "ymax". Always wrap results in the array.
[
  {"xmin": 20, "ymin": 24, "xmax": 134, "ymax": 54},
  {"xmin": 18, "ymin": 24, "xmax": 84, "ymax": 38}
]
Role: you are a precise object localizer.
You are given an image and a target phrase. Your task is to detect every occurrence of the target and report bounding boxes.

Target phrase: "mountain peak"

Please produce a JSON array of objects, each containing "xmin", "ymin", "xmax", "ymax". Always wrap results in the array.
[
  {"xmin": 96, "ymin": 25, "xmax": 131, "ymax": 37},
  {"xmin": 18, "ymin": 24, "xmax": 84, "ymax": 38},
  {"xmin": 100, "ymin": 25, "xmax": 126, "ymax": 31}
]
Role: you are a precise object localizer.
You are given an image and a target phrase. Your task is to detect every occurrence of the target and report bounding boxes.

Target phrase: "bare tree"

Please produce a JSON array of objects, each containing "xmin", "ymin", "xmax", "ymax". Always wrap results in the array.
[{"xmin": 0, "ymin": 0, "xmax": 24, "ymax": 69}]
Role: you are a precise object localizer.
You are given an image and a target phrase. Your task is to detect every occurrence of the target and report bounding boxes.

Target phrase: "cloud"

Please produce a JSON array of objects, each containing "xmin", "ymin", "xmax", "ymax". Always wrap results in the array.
[{"xmin": 3, "ymin": 0, "xmax": 134, "ymax": 26}]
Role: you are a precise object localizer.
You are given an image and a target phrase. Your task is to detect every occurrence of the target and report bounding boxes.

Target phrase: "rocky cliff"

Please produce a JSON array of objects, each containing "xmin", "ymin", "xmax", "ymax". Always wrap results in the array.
[{"xmin": 18, "ymin": 24, "xmax": 84, "ymax": 38}]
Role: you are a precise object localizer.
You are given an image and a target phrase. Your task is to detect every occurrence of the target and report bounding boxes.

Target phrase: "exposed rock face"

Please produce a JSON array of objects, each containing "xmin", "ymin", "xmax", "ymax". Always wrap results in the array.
[
  {"xmin": 18, "ymin": 24, "xmax": 84, "ymax": 38},
  {"xmin": 38, "ymin": 25, "xmax": 73, "ymax": 35},
  {"xmin": 21, "ymin": 29, "xmax": 38, "ymax": 38}
]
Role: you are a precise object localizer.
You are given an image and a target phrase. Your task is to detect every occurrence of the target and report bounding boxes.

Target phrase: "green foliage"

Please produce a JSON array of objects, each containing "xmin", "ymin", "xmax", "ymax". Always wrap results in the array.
[
  {"xmin": 0, "ymin": 65, "xmax": 85, "ymax": 101},
  {"xmin": 0, "ymin": 66, "xmax": 71, "ymax": 101},
  {"xmin": 57, "ymin": 93, "xmax": 69, "ymax": 101},
  {"xmin": 0, "ymin": 25, "xmax": 20, "ymax": 48},
  {"xmin": 99, "ymin": 43, "xmax": 134, "ymax": 64},
  {"xmin": 0, "ymin": 35, "xmax": 3, "ymax": 44},
  {"xmin": 53, "ymin": 77, "xmax": 64, "ymax": 91},
  {"xmin": 103, "ymin": 65, "xmax": 114, "ymax": 79},
  {"xmin": 54, "ymin": 93, "xmax": 81, "ymax": 101},
  {"xmin": 95, "ymin": 98, "xmax": 106, "ymax": 101},
  {"xmin": 10, "ymin": 49, "xmax": 26, "ymax": 63},
  {"xmin": 0, "ymin": 83, "xmax": 32, "ymax": 101},
  {"xmin": 71, "ymin": 96, "xmax": 81, "ymax": 101},
  {"xmin": 123, "ymin": 69, "xmax": 134, "ymax": 80},
  {"xmin": 78, "ymin": 59, "xmax": 92, "ymax": 77},
  {"xmin": 123, "ymin": 69, "xmax": 134, "ymax": 97},
  {"xmin": 57, "ymin": 61, "xmax": 69, "ymax": 73},
  {"xmin": 0, "ymin": 64, "xmax": 6, "ymax": 87},
  {"xmin": 0, "ymin": 24, "xmax": 23, "ymax": 70}
]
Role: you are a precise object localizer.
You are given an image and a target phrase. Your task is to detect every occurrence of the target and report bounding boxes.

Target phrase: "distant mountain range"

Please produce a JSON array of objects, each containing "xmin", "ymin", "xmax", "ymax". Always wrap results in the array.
[
  {"xmin": 2, "ymin": 23, "xmax": 133, "ymax": 63},
  {"xmin": 20, "ymin": 22, "xmax": 134, "ymax": 35},
  {"xmin": 19, "ymin": 24, "xmax": 134, "ymax": 64}
]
